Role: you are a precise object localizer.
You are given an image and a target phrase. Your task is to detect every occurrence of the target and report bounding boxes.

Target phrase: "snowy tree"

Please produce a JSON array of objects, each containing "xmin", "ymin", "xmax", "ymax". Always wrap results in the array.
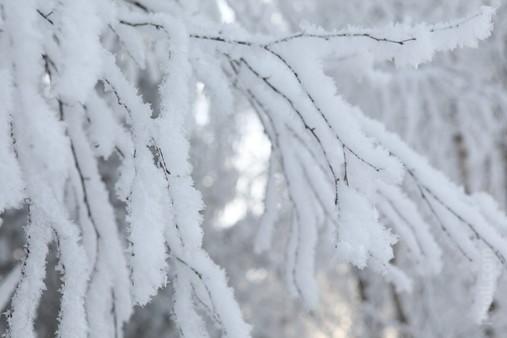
[
  {"xmin": 0, "ymin": 1, "xmax": 506, "ymax": 337},
  {"xmin": 225, "ymin": 1, "xmax": 507, "ymax": 337}
]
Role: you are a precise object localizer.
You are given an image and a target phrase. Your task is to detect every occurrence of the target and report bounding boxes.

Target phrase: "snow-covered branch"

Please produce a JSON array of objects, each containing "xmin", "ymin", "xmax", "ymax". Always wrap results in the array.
[{"xmin": 0, "ymin": 0, "xmax": 504, "ymax": 337}]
